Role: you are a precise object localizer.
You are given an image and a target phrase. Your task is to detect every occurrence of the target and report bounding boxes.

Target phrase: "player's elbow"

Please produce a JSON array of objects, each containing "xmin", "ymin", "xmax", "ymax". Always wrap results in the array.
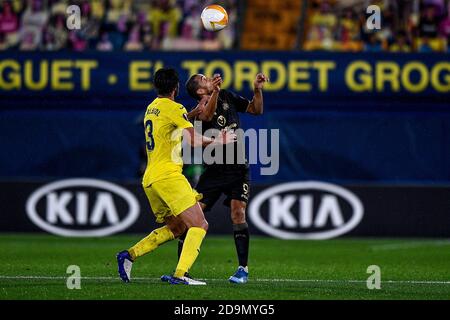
[
  {"xmin": 199, "ymin": 113, "xmax": 214, "ymax": 122},
  {"xmin": 255, "ymin": 103, "xmax": 264, "ymax": 115},
  {"xmin": 249, "ymin": 108, "xmax": 263, "ymax": 115}
]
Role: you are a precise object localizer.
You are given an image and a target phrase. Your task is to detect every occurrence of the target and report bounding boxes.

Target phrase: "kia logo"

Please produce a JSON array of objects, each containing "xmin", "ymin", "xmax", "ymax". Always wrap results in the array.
[
  {"xmin": 249, "ymin": 181, "xmax": 364, "ymax": 240},
  {"xmin": 26, "ymin": 179, "xmax": 140, "ymax": 237}
]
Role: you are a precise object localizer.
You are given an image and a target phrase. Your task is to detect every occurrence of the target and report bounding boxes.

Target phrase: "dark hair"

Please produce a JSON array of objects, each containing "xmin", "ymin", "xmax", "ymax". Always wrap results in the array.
[
  {"xmin": 185, "ymin": 74, "xmax": 201, "ymax": 100},
  {"xmin": 153, "ymin": 68, "xmax": 179, "ymax": 96}
]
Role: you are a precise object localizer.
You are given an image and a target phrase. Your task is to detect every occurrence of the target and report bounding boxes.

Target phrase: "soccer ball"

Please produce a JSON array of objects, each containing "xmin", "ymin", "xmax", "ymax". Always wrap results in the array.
[{"xmin": 201, "ymin": 5, "xmax": 228, "ymax": 32}]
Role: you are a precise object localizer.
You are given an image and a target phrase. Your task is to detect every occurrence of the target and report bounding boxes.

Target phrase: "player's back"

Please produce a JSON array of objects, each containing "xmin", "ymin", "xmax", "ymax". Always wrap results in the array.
[{"xmin": 142, "ymin": 97, "xmax": 192, "ymax": 186}]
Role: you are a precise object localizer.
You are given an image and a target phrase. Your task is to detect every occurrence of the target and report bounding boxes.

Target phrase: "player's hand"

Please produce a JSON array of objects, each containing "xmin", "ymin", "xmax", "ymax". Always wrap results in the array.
[
  {"xmin": 254, "ymin": 73, "xmax": 268, "ymax": 90},
  {"xmin": 198, "ymin": 95, "xmax": 209, "ymax": 110},
  {"xmin": 215, "ymin": 129, "xmax": 237, "ymax": 145},
  {"xmin": 191, "ymin": 96, "xmax": 209, "ymax": 116},
  {"xmin": 212, "ymin": 74, "xmax": 222, "ymax": 93}
]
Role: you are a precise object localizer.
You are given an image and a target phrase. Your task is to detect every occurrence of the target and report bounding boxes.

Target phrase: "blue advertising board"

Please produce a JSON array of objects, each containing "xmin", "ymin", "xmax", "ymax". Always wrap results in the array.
[
  {"xmin": 0, "ymin": 51, "xmax": 449, "ymax": 110},
  {"xmin": 1, "ymin": 52, "xmax": 450, "ymax": 183}
]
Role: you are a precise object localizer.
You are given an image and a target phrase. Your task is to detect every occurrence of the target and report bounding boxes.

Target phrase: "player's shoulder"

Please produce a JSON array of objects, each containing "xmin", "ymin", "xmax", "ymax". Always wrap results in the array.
[
  {"xmin": 164, "ymin": 99, "xmax": 186, "ymax": 112},
  {"xmin": 149, "ymin": 98, "xmax": 185, "ymax": 114},
  {"xmin": 219, "ymin": 89, "xmax": 231, "ymax": 98},
  {"xmin": 219, "ymin": 89, "xmax": 242, "ymax": 101}
]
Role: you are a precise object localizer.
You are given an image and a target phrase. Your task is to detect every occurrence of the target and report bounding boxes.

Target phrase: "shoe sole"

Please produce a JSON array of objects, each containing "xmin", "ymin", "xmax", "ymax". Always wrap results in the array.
[
  {"xmin": 170, "ymin": 281, "xmax": 206, "ymax": 285},
  {"xmin": 167, "ymin": 276, "xmax": 207, "ymax": 285},
  {"xmin": 229, "ymin": 277, "xmax": 248, "ymax": 284},
  {"xmin": 169, "ymin": 280, "xmax": 189, "ymax": 285}
]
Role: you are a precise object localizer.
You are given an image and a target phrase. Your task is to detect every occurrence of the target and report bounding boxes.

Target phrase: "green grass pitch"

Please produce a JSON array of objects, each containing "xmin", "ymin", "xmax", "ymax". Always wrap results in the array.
[{"xmin": 0, "ymin": 234, "xmax": 449, "ymax": 300}]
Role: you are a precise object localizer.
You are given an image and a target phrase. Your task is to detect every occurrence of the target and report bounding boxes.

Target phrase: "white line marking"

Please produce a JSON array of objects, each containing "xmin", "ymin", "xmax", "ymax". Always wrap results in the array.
[
  {"xmin": 370, "ymin": 240, "xmax": 450, "ymax": 251},
  {"xmin": 0, "ymin": 275, "xmax": 449, "ymax": 285}
]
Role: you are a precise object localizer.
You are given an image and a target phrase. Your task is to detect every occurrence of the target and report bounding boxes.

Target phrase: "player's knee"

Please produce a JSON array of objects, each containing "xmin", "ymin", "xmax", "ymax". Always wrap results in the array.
[
  {"xmin": 201, "ymin": 220, "xmax": 209, "ymax": 232},
  {"xmin": 171, "ymin": 225, "xmax": 185, "ymax": 238},
  {"xmin": 178, "ymin": 224, "xmax": 187, "ymax": 237},
  {"xmin": 231, "ymin": 207, "xmax": 246, "ymax": 224},
  {"xmin": 169, "ymin": 220, "xmax": 187, "ymax": 238}
]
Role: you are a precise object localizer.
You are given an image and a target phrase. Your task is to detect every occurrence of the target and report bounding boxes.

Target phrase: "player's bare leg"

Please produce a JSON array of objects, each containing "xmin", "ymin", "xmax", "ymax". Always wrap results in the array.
[
  {"xmin": 229, "ymin": 200, "xmax": 250, "ymax": 284},
  {"xmin": 167, "ymin": 202, "xmax": 207, "ymax": 282},
  {"xmin": 167, "ymin": 202, "xmax": 208, "ymax": 285},
  {"xmin": 176, "ymin": 202, "xmax": 207, "ymax": 260},
  {"xmin": 164, "ymin": 215, "xmax": 188, "ymax": 238},
  {"xmin": 175, "ymin": 200, "xmax": 250, "ymax": 283}
]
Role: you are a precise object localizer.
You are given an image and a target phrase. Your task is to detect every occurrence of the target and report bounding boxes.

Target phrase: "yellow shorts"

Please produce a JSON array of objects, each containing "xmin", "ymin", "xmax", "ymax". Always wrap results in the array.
[{"xmin": 144, "ymin": 175, "xmax": 202, "ymax": 223}]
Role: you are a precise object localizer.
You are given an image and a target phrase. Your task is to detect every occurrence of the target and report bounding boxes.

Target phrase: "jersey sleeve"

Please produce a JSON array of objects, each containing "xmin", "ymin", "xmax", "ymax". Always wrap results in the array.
[
  {"xmin": 228, "ymin": 90, "xmax": 250, "ymax": 113},
  {"xmin": 168, "ymin": 104, "xmax": 193, "ymax": 129}
]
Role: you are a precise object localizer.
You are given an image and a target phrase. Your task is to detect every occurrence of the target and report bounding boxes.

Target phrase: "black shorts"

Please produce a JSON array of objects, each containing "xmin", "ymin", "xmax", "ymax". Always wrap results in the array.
[{"xmin": 195, "ymin": 164, "xmax": 250, "ymax": 212}]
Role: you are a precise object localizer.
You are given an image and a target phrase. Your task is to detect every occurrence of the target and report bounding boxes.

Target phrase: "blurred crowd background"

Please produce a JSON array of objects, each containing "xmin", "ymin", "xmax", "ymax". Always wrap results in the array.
[
  {"xmin": 0, "ymin": 0, "xmax": 449, "ymax": 52},
  {"xmin": 304, "ymin": 0, "xmax": 450, "ymax": 52},
  {"xmin": 0, "ymin": 0, "xmax": 238, "ymax": 51}
]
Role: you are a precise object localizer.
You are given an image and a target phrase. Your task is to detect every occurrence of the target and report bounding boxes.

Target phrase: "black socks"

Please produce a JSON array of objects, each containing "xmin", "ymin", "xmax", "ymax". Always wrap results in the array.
[{"xmin": 233, "ymin": 223, "xmax": 249, "ymax": 267}]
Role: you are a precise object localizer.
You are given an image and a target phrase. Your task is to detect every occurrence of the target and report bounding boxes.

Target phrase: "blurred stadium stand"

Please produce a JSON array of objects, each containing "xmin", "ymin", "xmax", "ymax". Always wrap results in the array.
[
  {"xmin": 1, "ymin": 0, "xmax": 449, "ymax": 52},
  {"xmin": 303, "ymin": 0, "xmax": 449, "ymax": 52},
  {"xmin": 0, "ymin": 0, "xmax": 239, "ymax": 51},
  {"xmin": 240, "ymin": 0, "xmax": 304, "ymax": 50}
]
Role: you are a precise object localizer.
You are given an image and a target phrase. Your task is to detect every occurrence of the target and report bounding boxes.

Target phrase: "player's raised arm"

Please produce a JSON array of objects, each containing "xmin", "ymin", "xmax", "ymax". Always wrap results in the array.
[
  {"xmin": 197, "ymin": 74, "xmax": 222, "ymax": 122},
  {"xmin": 246, "ymin": 73, "xmax": 268, "ymax": 115},
  {"xmin": 187, "ymin": 95, "xmax": 208, "ymax": 120},
  {"xmin": 183, "ymin": 127, "xmax": 236, "ymax": 147}
]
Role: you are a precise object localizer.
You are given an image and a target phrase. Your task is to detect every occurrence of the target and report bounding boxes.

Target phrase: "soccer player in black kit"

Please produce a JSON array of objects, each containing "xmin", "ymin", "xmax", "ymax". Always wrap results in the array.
[{"xmin": 166, "ymin": 72, "xmax": 267, "ymax": 284}]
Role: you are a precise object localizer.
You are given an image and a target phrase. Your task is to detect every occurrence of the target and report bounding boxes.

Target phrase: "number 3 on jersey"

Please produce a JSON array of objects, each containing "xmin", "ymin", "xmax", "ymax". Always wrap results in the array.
[{"xmin": 145, "ymin": 120, "xmax": 155, "ymax": 151}]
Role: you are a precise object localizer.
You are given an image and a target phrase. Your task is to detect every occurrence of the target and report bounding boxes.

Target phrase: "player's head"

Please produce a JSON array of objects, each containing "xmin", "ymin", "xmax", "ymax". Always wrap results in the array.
[
  {"xmin": 154, "ymin": 67, "xmax": 180, "ymax": 98},
  {"xmin": 185, "ymin": 74, "xmax": 214, "ymax": 100}
]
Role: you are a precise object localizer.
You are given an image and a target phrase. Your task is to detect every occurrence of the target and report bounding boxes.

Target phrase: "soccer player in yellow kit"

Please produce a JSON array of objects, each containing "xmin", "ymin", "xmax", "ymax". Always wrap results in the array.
[{"xmin": 116, "ymin": 68, "xmax": 235, "ymax": 285}]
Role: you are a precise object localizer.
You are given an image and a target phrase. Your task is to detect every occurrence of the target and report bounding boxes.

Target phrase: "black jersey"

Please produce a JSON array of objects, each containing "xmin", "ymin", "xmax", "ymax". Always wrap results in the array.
[
  {"xmin": 196, "ymin": 89, "xmax": 250, "ymax": 168},
  {"xmin": 201, "ymin": 89, "xmax": 249, "ymax": 132}
]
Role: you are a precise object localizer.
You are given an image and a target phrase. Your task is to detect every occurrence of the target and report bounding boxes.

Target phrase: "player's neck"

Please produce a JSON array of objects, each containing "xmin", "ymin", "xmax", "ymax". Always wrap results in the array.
[{"xmin": 158, "ymin": 94, "xmax": 175, "ymax": 101}]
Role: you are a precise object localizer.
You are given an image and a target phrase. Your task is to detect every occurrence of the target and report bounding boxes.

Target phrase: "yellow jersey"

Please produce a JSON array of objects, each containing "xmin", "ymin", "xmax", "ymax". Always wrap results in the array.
[{"xmin": 142, "ymin": 97, "xmax": 192, "ymax": 186}]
